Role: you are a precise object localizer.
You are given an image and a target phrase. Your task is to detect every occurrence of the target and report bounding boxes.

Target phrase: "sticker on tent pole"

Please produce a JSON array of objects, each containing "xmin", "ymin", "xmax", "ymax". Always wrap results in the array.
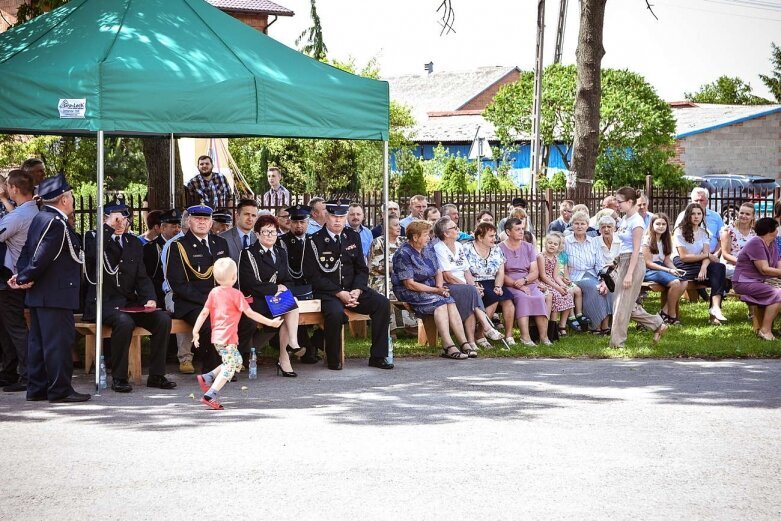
[{"xmin": 58, "ymin": 99, "xmax": 86, "ymax": 119}]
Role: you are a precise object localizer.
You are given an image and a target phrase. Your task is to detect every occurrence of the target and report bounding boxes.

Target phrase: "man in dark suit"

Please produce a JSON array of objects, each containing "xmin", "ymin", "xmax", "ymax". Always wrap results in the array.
[
  {"xmin": 279, "ymin": 204, "xmax": 321, "ymax": 364},
  {"xmin": 83, "ymin": 199, "xmax": 176, "ymax": 393},
  {"xmin": 143, "ymin": 208, "xmax": 182, "ymax": 305},
  {"xmin": 9, "ymin": 174, "xmax": 89, "ymax": 402},
  {"xmin": 303, "ymin": 201, "xmax": 392, "ymax": 370},
  {"xmin": 166, "ymin": 204, "xmax": 230, "ymax": 372},
  {"xmin": 220, "ymin": 198, "xmax": 258, "ymax": 263}
]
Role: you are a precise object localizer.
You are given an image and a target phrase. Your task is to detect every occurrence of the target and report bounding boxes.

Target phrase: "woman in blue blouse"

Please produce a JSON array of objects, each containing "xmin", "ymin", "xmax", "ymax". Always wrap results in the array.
[{"xmin": 392, "ymin": 220, "xmax": 471, "ymax": 360}]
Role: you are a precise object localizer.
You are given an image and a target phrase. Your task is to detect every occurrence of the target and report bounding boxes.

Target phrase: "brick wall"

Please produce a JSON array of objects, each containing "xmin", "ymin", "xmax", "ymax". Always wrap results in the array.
[
  {"xmin": 673, "ymin": 111, "xmax": 781, "ymax": 179},
  {"xmin": 459, "ymin": 69, "xmax": 521, "ymax": 111},
  {"xmin": 225, "ymin": 11, "xmax": 269, "ymax": 33}
]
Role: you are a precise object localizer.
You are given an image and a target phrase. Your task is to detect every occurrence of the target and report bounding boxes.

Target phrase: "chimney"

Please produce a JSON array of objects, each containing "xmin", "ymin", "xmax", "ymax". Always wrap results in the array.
[{"xmin": 424, "ymin": 62, "xmax": 434, "ymax": 75}]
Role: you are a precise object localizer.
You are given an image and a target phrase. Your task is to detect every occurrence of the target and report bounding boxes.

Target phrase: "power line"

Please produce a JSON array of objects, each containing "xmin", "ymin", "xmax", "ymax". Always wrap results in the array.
[
  {"xmin": 704, "ymin": 0, "xmax": 781, "ymax": 12},
  {"xmin": 655, "ymin": 0, "xmax": 781, "ymax": 21}
]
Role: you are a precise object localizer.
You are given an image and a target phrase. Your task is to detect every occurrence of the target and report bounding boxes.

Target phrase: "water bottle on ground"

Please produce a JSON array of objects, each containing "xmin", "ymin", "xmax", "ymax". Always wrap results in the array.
[
  {"xmin": 98, "ymin": 355, "xmax": 107, "ymax": 390},
  {"xmin": 387, "ymin": 334, "xmax": 394, "ymax": 365},
  {"xmin": 248, "ymin": 348, "xmax": 258, "ymax": 380}
]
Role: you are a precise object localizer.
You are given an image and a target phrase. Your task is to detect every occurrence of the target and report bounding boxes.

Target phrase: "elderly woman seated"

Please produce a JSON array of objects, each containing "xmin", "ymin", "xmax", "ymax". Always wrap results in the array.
[
  {"xmin": 733, "ymin": 217, "xmax": 781, "ymax": 340},
  {"xmin": 391, "ymin": 220, "xmax": 471, "ymax": 360},
  {"xmin": 595, "ymin": 214, "xmax": 620, "ymax": 266},
  {"xmin": 432, "ymin": 216, "xmax": 505, "ymax": 356}
]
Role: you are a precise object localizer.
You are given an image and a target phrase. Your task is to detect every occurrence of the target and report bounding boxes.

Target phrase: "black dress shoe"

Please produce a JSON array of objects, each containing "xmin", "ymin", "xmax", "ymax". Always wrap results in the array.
[
  {"xmin": 327, "ymin": 363, "xmax": 343, "ymax": 370},
  {"xmin": 26, "ymin": 395, "xmax": 47, "ymax": 402},
  {"xmin": 368, "ymin": 357, "xmax": 394, "ymax": 370},
  {"xmin": 111, "ymin": 379, "xmax": 133, "ymax": 393},
  {"xmin": 3, "ymin": 382, "xmax": 27, "ymax": 392},
  {"xmin": 146, "ymin": 375, "xmax": 177, "ymax": 389},
  {"xmin": 50, "ymin": 392, "xmax": 91, "ymax": 403},
  {"xmin": 300, "ymin": 356, "xmax": 320, "ymax": 364}
]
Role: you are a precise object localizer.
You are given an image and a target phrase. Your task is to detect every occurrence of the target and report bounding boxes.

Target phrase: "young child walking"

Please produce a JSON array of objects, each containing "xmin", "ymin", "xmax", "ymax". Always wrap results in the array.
[{"xmin": 193, "ymin": 258, "xmax": 283, "ymax": 410}]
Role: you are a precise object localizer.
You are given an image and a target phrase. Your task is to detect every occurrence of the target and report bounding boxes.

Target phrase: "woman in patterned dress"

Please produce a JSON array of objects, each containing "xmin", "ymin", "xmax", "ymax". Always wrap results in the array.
[{"xmin": 720, "ymin": 202, "xmax": 756, "ymax": 280}]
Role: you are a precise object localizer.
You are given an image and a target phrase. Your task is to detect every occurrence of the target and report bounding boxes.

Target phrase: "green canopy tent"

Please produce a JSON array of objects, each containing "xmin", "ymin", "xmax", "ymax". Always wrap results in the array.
[{"xmin": 0, "ymin": 0, "xmax": 391, "ymax": 392}]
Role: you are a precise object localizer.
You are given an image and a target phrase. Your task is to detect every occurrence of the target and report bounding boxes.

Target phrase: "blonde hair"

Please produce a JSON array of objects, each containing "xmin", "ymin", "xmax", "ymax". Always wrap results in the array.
[
  {"xmin": 544, "ymin": 231, "xmax": 565, "ymax": 253},
  {"xmin": 213, "ymin": 257, "xmax": 238, "ymax": 285}
]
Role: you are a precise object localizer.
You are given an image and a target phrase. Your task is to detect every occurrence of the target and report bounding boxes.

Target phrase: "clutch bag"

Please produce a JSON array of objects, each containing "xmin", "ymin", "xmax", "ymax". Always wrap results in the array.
[{"xmin": 265, "ymin": 289, "xmax": 298, "ymax": 317}]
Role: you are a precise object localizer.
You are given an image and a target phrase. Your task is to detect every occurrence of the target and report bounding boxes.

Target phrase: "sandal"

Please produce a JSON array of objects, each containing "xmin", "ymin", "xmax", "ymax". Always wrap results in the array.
[
  {"xmin": 600, "ymin": 328, "xmax": 611, "ymax": 336},
  {"xmin": 566, "ymin": 317, "xmax": 582, "ymax": 332},
  {"xmin": 485, "ymin": 327, "xmax": 503, "ymax": 341},
  {"xmin": 460, "ymin": 342, "xmax": 478, "ymax": 358},
  {"xmin": 475, "ymin": 337, "xmax": 492, "ymax": 349},
  {"xmin": 441, "ymin": 345, "xmax": 468, "ymax": 360},
  {"xmin": 558, "ymin": 326, "xmax": 568, "ymax": 337}
]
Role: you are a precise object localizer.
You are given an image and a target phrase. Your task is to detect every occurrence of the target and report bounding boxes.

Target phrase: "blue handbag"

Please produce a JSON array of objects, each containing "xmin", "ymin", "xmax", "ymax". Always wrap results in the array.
[{"xmin": 264, "ymin": 289, "xmax": 298, "ymax": 317}]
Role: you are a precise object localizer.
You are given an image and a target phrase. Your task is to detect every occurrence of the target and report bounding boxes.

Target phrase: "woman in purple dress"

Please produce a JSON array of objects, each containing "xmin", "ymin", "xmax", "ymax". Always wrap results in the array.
[
  {"xmin": 733, "ymin": 217, "xmax": 781, "ymax": 341},
  {"xmin": 500, "ymin": 218, "xmax": 550, "ymax": 346}
]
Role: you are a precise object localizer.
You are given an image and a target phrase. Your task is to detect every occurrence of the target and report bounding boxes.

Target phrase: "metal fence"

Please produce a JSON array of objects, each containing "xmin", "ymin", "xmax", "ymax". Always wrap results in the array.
[{"xmin": 72, "ymin": 180, "xmax": 781, "ymax": 236}]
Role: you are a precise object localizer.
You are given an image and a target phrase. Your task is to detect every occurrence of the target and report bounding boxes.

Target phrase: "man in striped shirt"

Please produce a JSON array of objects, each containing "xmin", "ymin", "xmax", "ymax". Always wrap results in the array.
[{"xmin": 261, "ymin": 166, "xmax": 291, "ymax": 207}]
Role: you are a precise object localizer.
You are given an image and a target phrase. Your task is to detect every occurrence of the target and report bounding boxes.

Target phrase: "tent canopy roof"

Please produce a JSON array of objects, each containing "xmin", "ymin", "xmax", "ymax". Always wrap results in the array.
[{"xmin": 0, "ymin": 0, "xmax": 389, "ymax": 140}]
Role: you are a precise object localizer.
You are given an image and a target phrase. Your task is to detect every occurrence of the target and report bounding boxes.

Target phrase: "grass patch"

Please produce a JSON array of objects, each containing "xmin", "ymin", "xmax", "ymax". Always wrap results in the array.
[{"xmin": 342, "ymin": 295, "xmax": 781, "ymax": 360}]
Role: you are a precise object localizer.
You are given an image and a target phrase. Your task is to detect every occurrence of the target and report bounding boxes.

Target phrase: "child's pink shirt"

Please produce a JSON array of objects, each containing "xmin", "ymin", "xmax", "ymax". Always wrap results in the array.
[{"xmin": 204, "ymin": 286, "xmax": 249, "ymax": 345}]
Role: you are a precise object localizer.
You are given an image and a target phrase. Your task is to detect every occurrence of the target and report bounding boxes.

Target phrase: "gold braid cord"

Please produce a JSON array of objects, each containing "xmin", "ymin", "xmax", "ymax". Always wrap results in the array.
[{"xmin": 175, "ymin": 241, "xmax": 214, "ymax": 280}]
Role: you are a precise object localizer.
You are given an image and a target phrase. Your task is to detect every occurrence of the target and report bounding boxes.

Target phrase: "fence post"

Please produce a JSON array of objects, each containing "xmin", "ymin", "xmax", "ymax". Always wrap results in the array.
[
  {"xmin": 645, "ymin": 175, "xmax": 653, "ymax": 205},
  {"xmin": 544, "ymin": 188, "xmax": 553, "ymax": 230},
  {"xmin": 432, "ymin": 190, "xmax": 442, "ymax": 209}
]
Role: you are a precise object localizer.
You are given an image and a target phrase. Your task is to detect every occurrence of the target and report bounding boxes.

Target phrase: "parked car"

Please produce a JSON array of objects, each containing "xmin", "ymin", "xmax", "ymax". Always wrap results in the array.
[{"xmin": 684, "ymin": 174, "xmax": 779, "ymax": 224}]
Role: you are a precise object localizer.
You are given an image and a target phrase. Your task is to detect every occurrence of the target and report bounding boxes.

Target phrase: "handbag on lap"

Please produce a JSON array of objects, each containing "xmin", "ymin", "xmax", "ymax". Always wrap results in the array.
[{"xmin": 264, "ymin": 289, "xmax": 298, "ymax": 317}]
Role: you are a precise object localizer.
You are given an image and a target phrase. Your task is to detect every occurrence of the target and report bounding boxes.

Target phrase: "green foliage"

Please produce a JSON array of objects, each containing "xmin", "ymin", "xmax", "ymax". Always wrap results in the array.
[
  {"xmin": 228, "ymin": 58, "xmax": 414, "ymax": 194},
  {"xmin": 296, "ymin": 0, "xmax": 328, "ymax": 60},
  {"xmin": 759, "ymin": 42, "xmax": 781, "ymax": 103},
  {"xmin": 438, "ymin": 153, "xmax": 474, "ymax": 193},
  {"xmin": 537, "ymin": 170, "xmax": 567, "ymax": 191},
  {"xmin": 485, "ymin": 65, "xmax": 686, "ymax": 190},
  {"xmin": 395, "ymin": 149, "xmax": 427, "ymax": 195},
  {"xmin": 0, "ymin": 135, "xmax": 147, "ymax": 191},
  {"xmin": 478, "ymin": 166, "xmax": 500, "ymax": 192},
  {"xmin": 685, "ymin": 75, "xmax": 770, "ymax": 105}
]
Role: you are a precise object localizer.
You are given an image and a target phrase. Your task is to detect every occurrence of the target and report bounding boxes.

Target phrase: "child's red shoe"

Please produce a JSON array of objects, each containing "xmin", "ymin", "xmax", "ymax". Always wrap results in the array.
[
  {"xmin": 200, "ymin": 395, "xmax": 223, "ymax": 410},
  {"xmin": 196, "ymin": 375, "xmax": 210, "ymax": 393}
]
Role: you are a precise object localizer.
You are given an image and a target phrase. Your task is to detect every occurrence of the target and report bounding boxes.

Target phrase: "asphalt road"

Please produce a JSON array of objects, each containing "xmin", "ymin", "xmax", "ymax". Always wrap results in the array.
[{"xmin": 1, "ymin": 358, "xmax": 779, "ymax": 521}]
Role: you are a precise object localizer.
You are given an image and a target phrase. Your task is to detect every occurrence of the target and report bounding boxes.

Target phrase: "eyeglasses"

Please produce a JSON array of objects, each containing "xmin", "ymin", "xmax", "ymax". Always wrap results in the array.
[
  {"xmin": 447, "ymin": 226, "xmax": 459, "ymax": 231},
  {"xmin": 258, "ymin": 230, "xmax": 276, "ymax": 237},
  {"xmin": 615, "ymin": 198, "xmax": 627, "ymax": 204}
]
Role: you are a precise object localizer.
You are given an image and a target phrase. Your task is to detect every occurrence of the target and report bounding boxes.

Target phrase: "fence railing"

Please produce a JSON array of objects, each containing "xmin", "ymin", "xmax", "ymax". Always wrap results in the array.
[{"xmin": 72, "ymin": 180, "xmax": 780, "ymax": 237}]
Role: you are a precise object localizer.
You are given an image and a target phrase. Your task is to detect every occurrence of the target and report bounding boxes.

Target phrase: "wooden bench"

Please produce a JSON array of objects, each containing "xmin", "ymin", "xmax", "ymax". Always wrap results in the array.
[
  {"xmin": 78, "ymin": 300, "xmax": 370, "ymax": 384},
  {"xmin": 392, "ymin": 301, "xmax": 438, "ymax": 348}
]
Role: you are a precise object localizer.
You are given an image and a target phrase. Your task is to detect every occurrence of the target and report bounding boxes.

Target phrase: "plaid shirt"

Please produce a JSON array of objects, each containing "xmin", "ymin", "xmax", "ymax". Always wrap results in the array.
[
  {"xmin": 262, "ymin": 185, "xmax": 291, "ymax": 207},
  {"xmin": 186, "ymin": 172, "xmax": 232, "ymax": 209}
]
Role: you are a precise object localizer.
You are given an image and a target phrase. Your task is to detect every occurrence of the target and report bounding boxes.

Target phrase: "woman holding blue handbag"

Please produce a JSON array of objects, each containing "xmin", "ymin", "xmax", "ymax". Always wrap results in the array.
[{"xmin": 238, "ymin": 214, "xmax": 304, "ymax": 377}]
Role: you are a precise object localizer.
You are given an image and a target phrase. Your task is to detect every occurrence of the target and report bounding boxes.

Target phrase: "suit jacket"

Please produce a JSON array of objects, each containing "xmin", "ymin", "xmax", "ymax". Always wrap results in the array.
[
  {"xmin": 166, "ymin": 230, "xmax": 229, "ymax": 318},
  {"xmin": 303, "ymin": 226, "xmax": 369, "ymax": 296},
  {"xmin": 279, "ymin": 231, "xmax": 309, "ymax": 285},
  {"xmin": 142, "ymin": 234, "xmax": 166, "ymax": 304},
  {"xmin": 237, "ymin": 241, "xmax": 292, "ymax": 298},
  {"xmin": 220, "ymin": 226, "xmax": 257, "ymax": 263},
  {"xmin": 16, "ymin": 205, "xmax": 81, "ymax": 310},
  {"xmin": 82, "ymin": 224, "xmax": 157, "ymax": 321}
]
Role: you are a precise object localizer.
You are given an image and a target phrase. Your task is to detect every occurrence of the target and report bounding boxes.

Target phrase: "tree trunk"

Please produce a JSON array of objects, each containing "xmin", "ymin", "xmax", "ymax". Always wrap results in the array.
[
  {"xmin": 142, "ymin": 137, "xmax": 184, "ymax": 210},
  {"xmin": 570, "ymin": 0, "xmax": 607, "ymax": 198}
]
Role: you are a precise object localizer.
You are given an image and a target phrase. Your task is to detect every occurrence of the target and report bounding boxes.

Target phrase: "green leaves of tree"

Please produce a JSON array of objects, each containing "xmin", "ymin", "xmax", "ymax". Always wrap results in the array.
[{"xmin": 685, "ymin": 75, "xmax": 770, "ymax": 105}]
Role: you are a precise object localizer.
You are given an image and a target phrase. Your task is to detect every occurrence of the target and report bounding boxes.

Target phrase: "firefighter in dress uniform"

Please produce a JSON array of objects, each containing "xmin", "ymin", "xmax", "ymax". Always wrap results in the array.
[
  {"xmin": 165, "ymin": 204, "xmax": 230, "ymax": 372},
  {"xmin": 302, "ymin": 201, "xmax": 393, "ymax": 370}
]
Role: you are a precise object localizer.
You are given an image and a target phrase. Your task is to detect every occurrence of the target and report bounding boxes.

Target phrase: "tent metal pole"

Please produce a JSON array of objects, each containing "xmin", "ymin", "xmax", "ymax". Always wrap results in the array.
[
  {"xmin": 169, "ymin": 133, "xmax": 175, "ymax": 208},
  {"xmin": 383, "ymin": 141, "xmax": 389, "ymax": 300},
  {"xmin": 95, "ymin": 130, "xmax": 105, "ymax": 394}
]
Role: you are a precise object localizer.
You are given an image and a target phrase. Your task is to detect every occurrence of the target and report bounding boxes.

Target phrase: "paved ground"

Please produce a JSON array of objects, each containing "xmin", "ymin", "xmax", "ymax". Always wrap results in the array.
[{"xmin": 1, "ymin": 358, "xmax": 780, "ymax": 521}]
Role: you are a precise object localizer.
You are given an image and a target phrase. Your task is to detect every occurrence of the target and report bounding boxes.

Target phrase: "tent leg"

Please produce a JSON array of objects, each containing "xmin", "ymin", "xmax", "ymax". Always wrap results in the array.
[
  {"xmin": 95, "ymin": 130, "xmax": 106, "ymax": 395},
  {"xmin": 383, "ymin": 141, "xmax": 392, "ymax": 364},
  {"xmin": 169, "ymin": 133, "xmax": 175, "ymax": 208}
]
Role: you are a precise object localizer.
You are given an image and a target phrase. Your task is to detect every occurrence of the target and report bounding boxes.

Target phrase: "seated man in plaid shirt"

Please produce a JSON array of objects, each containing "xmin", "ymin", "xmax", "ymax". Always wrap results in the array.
[{"xmin": 185, "ymin": 155, "xmax": 233, "ymax": 209}]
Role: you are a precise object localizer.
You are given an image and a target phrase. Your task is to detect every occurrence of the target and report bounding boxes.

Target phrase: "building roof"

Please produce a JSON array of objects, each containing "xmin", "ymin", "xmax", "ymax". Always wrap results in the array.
[
  {"xmin": 206, "ymin": 0, "xmax": 294, "ymax": 16},
  {"xmin": 673, "ymin": 103, "xmax": 781, "ymax": 138},
  {"xmin": 385, "ymin": 65, "xmax": 519, "ymax": 122}
]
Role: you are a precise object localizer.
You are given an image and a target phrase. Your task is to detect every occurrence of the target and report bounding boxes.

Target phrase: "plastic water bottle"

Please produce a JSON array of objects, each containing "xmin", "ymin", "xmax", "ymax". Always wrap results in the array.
[
  {"xmin": 248, "ymin": 348, "xmax": 257, "ymax": 380},
  {"xmin": 98, "ymin": 355, "xmax": 107, "ymax": 390},
  {"xmin": 387, "ymin": 334, "xmax": 394, "ymax": 365}
]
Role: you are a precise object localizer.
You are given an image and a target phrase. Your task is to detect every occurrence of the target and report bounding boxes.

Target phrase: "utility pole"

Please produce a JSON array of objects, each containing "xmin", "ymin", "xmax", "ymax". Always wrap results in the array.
[
  {"xmin": 530, "ymin": 0, "xmax": 545, "ymax": 191},
  {"xmin": 553, "ymin": 0, "xmax": 568, "ymax": 64}
]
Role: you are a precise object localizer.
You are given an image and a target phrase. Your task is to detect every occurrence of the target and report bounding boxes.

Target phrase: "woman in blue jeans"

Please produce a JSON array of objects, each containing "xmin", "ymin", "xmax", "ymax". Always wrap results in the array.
[{"xmin": 642, "ymin": 213, "xmax": 688, "ymax": 325}]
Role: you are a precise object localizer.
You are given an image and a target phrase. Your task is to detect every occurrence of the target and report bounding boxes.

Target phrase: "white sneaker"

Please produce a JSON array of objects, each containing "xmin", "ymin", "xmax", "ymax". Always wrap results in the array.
[
  {"xmin": 504, "ymin": 336, "xmax": 516, "ymax": 346},
  {"xmin": 520, "ymin": 339, "xmax": 536, "ymax": 347},
  {"xmin": 485, "ymin": 327, "xmax": 504, "ymax": 341},
  {"xmin": 541, "ymin": 338, "xmax": 553, "ymax": 346}
]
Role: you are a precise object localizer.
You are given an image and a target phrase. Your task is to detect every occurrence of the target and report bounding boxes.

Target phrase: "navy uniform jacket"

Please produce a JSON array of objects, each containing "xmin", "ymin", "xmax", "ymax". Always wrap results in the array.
[
  {"xmin": 82, "ymin": 224, "xmax": 157, "ymax": 321},
  {"xmin": 16, "ymin": 205, "xmax": 81, "ymax": 310},
  {"xmin": 237, "ymin": 241, "xmax": 292, "ymax": 298},
  {"xmin": 303, "ymin": 227, "xmax": 369, "ymax": 295},
  {"xmin": 143, "ymin": 234, "xmax": 166, "ymax": 304},
  {"xmin": 279, "ymin": 231, "xmax": 309, "ymax": 286},
  {"xmin": 165, "ymin": 230, "xmax": 229, "ymax": 318}
]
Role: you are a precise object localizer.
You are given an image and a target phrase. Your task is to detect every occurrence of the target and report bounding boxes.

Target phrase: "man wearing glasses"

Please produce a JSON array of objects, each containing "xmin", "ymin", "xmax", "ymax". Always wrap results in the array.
[{"xmin": 547, "ymin": 200, "xmax": 575, "ymax": 233}]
